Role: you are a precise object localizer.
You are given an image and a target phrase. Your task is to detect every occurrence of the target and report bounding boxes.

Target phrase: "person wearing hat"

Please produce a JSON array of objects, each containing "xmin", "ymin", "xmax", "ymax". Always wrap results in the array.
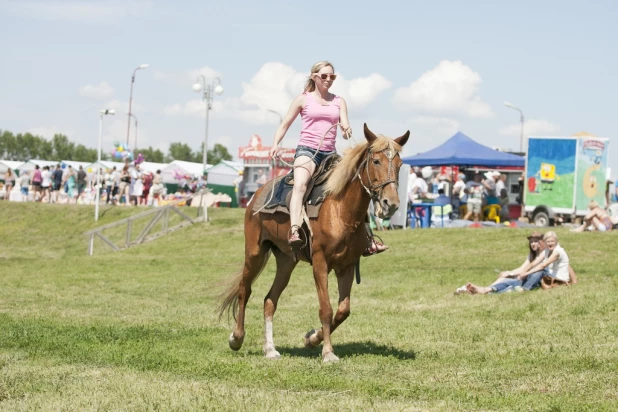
[
  {"xmin": 456, "ymin": 231, "xmax": 546, "ymax": 294},
  {"xmin": 463, "ymin": 173, "xmax": 483, "ymax": 222},
  {"xmin": 233, "ymin": 170, "xmax": 245, "ymax": 207}
]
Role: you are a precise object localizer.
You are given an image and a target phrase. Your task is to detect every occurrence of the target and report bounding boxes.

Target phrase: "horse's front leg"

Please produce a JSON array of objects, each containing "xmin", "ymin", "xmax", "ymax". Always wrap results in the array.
[
  {"xmin": 307, "ymin": 255, "xmax": 339, "ymax": 363},
  {"xmin": 305, "ymin": 263, "xmax": 354, "ymax": 362}
]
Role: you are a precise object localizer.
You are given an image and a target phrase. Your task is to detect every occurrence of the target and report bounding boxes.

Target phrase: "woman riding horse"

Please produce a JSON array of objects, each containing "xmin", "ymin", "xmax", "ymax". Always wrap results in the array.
[
  {"xmin": 268, "ymin": 60, "xmax": 387, "ymax": 255},
  {"xmin": 220, "ymin": 123, "xmax": 409, "ymax": 362}
]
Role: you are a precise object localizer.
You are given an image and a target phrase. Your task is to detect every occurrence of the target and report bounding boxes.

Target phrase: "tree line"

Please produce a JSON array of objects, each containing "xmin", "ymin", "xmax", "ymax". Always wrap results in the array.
[{"xmin": 0, "ymin": 130, "xmax": 233, "ymax": 165}]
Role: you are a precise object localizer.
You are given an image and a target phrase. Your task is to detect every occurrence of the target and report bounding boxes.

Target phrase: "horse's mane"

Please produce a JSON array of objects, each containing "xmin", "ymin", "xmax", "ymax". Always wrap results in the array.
[{"xmin": 325, "ymin": 135, "xmax": 402, "ymax": 197}]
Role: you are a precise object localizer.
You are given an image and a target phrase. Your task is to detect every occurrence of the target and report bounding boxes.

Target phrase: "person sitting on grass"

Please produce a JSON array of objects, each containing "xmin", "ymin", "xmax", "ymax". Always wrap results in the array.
[
  {"xmin": 455, "ymin": 231, "xmax": 545, "ymax": 294},
  {"xmin": 570, "ymin": 200, "xmax": 617, "ymax": 232},
  {"xmin": 463, "ymin": 231, "xmax": 576, "ymax": 295}
]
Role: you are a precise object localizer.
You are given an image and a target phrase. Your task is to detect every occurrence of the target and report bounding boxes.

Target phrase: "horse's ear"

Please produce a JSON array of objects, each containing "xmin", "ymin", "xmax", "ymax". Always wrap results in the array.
[
  {"xmin": 363, "ymin": 123, "xmax": 378, "ymax": 143},
  {"xmin": 394, "ymin": 130, "xmax": 410, "ymax": 147}
]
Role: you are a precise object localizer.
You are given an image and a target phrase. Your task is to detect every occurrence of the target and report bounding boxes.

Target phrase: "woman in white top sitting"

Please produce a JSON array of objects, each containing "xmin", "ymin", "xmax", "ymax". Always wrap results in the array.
[{"xmin": 518, "ymin": 231, "xmax": 571, "ymax": 288}]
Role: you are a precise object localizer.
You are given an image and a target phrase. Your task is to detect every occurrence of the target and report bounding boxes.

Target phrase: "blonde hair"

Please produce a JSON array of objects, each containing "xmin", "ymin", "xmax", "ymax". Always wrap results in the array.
[
  {"xmin": 543, "ymin": 231, "xmax": 558, "ymax": 241},
  {"xmin": 588, "ymin": 200, "xmax": 599, "ymax": 209},
  {"xmin": 304, "ymin": 61, "xmax": 335, "ymax": 92},
  {"xmin": 325, "ymin": 136, "xmax": 402, "ymax": 198}
]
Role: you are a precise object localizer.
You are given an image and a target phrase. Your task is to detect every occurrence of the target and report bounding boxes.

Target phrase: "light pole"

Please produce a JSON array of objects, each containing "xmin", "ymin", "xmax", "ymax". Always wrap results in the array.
[
  {"xmin": 193, "ymin": 76, "xmax": 224, "ymax": 173},
  {"xmin": 267, "ymin": 109, "xmax": 283, "ymax": 124},
  {"xmin": 127, "ymin": 63, "xmax": 149, "ymax": 145},
  {"xmin": 128, "ymin": 113, "xmax": 138, "ymax": 150},
  {"xmin": 504, "ymin": 101, "xmax": 525, "ymax": 153},
  {"xmin": 95, "ymin": 109, "xmax": 115, "ymax": 223}
]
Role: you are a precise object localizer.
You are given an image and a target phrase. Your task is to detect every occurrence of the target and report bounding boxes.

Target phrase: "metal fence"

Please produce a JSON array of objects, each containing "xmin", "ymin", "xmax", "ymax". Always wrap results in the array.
[{"xmin": 84, "ymin": 190, "xmax": 208, "ymax": 255}]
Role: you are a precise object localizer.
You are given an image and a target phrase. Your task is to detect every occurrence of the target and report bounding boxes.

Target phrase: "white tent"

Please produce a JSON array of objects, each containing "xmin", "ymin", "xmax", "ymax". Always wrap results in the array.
[
  {"xmin": 161, "ymin": 160, "xmax": 211, "ymax": 184},
  {"xmin": 18, "ymin": 159, "xmax": 58, "ymax": 174},
  {"xmin": 206, "ymin": 160, "xmax": 244, "ymax": 186},
  {"xmin": 61, "ymin": 160, "xmax": 91, "ymax": 172},
  {"xmin": 86, "ymin": 160, "xmax": 126, "ymax": 173},
  {"xmin": 139, "ymin": 161, "xmax": 168, "ymax": 174},
  {"xmin": 0, "ymin": 160, "xmax": 25, "ymax": 176}
]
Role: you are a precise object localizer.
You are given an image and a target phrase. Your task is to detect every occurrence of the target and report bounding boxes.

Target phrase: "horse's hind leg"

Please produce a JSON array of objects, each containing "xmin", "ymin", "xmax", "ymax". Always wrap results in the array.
[
  {"xmin": 305, "ymin": 265, "xmax": 354, "ymax": 358},
  {"xmin": 228, "ymin": 241, "xmax": 271, "ymax": 351},
  {"xmin": 263, "ymin": 247, "xmax": 297, "ymax": 359}
]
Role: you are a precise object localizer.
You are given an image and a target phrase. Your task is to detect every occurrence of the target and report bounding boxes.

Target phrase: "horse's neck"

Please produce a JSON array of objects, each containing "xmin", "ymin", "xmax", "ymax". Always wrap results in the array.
[{"xmin": 333, "ymin": 177, "xmax": 371, "ymax": 223}]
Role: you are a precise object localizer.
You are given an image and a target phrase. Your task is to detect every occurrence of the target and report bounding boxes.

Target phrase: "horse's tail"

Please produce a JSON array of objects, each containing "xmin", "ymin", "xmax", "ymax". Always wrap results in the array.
[
  {"xmin": 217, "ymin": 246, "xmax": 272, "ymax": 322},
  {"xmin": 217, "ymin": 269, "xmax": 243, "ymax": 322}
]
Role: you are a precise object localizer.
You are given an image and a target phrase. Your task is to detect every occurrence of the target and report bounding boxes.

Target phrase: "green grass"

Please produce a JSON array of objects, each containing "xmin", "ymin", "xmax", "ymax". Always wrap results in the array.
[{"xmin": 1, "ymin": 202, "xmax": 617, "ymax": 411}]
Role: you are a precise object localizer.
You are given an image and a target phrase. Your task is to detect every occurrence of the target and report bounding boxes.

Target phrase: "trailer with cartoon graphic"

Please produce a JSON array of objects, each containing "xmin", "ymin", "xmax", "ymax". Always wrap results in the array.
[{"xmin": 524, "ymin": 135, "xmax": 610, "ymax": 226}]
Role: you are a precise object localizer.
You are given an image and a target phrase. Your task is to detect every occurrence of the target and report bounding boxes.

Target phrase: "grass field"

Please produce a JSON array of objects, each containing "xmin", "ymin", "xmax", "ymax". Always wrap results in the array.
[{"xmin": 1, "ymin": 202, "xmax": 617, "ymax": 411}]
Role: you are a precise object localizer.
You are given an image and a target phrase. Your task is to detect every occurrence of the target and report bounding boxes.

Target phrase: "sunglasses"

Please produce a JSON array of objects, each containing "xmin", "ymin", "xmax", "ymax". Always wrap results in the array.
[{"xmin": 315, "ymin": 73, "xmax": 337, "ymax": 81}]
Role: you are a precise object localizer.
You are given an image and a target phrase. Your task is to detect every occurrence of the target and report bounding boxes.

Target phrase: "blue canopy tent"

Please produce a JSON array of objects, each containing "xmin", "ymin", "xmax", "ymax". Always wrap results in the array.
[{"xmin": 402, "ymin": 132, "xmax": 524, "ymax": 167}]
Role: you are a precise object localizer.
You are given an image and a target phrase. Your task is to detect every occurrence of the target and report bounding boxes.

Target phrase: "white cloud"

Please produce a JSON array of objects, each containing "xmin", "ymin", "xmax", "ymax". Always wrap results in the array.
[
  {"xmin": 162, "ymin": 62, "xmax": 392, "ymax": 125},
  {"xmin": 499, "ymin": 119, "xmax": 561, "ymax": 137},
  {"xmin": 4, "ymin": 0, "xmax": 154, "ymax": 22},
  {"xmin": 399, "ymin": 116, "xmax": 461, "ymax": 157},
  {"xmin": 27, "ymin": 126, "xmax": 76, "ymax": 139},
  {"xmin": 393, "ymin": 60, "xmax": 493, "ymax": 118},
  {"xmin": 153, "ymin": 66, "xmax": 222, "ymax": 87},
  {"xmin": 79, "ymin": 82, "xmax": 114, "ymax": 100}
]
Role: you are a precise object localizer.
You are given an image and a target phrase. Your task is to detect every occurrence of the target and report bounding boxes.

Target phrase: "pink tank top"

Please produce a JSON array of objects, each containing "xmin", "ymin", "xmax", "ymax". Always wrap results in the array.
[{"xmin": 298, "ymin": 92, "xmax": 340, "ymax": 152}]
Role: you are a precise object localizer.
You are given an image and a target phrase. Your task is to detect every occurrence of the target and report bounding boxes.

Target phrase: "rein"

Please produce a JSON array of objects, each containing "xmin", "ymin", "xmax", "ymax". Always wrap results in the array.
[{"xmin": 355, "ymin": 146, "xmax": 399, "ymax": 203}]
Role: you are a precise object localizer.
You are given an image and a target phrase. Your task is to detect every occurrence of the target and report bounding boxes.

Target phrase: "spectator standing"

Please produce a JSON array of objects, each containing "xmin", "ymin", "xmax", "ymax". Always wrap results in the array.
[
  {"xmin": 19, "ymin": 170, "xmax": 30, "ymax": 202},
  {"xmin": 141, "ymin": 172, "xmax": 152, "ymax": 205},
  {"xmin": 151, "ymin": 170, "xmax": 164, "ymax": 206},
  {"xmin": 65, "ymin": 166, "xmax": 76, "ymax": 203},
  {"xmin": 463, "ymin": 172, "xmax": 484, "ymax": 222},
  {"xmin": 256, "ymin": 168, "xmax": 267, "ymax": 188},
  {"xmin": 76, "ymin": 166, "xmax": 87, "ymax": 201},
  {"xmin": 41, "ymin": 166, "xmax": 52, "ymax": 202},
  {"xmin": 104, "ymin": 168, "xmax": 114, "ymax": 204},
  {"xmin": 495, "ymin": 173, "xmax": 506, "ymax": 196},
  {"xmin": 111, "ymin": 166, "xmax": 120, "ymax": 204},
  {"xmin": 31, "ymin": 165, "xmax": 42, "ymax": 201},
  {"xmin": 52, "ymin": 164, "xmax": 63, "ymax": 203},
  {"xmin": 3, "ymin": 169, "xmax": 15, "ymax": 200},
  {"xmin": 118, "ymin": 165, "xmax": 131, "ymax": 206}
]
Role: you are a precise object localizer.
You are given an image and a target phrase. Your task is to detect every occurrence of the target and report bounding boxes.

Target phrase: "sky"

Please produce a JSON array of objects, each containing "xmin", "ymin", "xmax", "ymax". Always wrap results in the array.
[{"xmin": 0, "ymin": 0, "xmax": 616, "ymax": 178}]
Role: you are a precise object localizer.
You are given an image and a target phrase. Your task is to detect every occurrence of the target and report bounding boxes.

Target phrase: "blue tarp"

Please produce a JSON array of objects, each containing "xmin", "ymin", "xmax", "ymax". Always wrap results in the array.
[{"xmin": 402, "ymin": 132, "xmax": 525, "ymax": 167}]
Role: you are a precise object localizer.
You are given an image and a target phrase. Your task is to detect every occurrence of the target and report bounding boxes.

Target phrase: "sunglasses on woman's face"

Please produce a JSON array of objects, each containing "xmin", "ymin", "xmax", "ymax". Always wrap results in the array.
[{"xmin": 316, "ymin": 73, "xmax": 337, "ymax": 81}]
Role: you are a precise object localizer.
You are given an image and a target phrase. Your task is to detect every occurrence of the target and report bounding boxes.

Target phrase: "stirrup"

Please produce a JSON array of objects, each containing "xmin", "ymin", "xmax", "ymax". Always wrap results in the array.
[
  {"xmin": 288, "ymin": 225, "xmax": 302, "ymax": 246},
  {"xmin": 362, "ymin": 235, "xmax": 389, "ymax": 257}
]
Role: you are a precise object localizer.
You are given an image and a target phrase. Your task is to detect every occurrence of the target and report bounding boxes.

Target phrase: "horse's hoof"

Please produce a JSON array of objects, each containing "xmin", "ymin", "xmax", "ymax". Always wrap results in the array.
[
  {"xmin": 322, "ymin": 352, "xmax": 340, "ymax": 363},
  {"xmin": 264, "ymin": 349, "xmax": 281, "ymax": 359},
  {"xmin": 228, "ymin": 332, "xmax": 243, "ymax": 351},
  {"xmin": 304, "ymin": 329, "xmax": 318, "ymax": 348}
]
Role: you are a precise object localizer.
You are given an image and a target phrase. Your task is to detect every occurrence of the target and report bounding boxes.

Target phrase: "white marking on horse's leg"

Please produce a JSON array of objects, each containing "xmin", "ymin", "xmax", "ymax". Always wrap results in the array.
[
  {"xmin": 228, "ymin": 332, "xmax": 243, "ymax": 351},
  {"xmin": 322, "ymin": 352, "xmax": 340, "ymax": 363},
  {"xmin": 263, "ymin": 318, "xmax": 280, "ymax": 359}
]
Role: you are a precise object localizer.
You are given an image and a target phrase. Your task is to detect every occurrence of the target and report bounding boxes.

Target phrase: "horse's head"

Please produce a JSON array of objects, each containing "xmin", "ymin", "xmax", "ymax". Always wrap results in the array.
[{"xmin": 362, "ymin": 123, "xmax": 410, "ymax": 219}]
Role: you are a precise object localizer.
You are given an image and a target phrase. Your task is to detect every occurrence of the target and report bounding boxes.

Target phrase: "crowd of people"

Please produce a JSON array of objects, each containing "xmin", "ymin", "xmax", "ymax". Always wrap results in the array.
[
  {"xmin": 408, "ymin": 167, "xmax": 512, "ymax": 224},
  {"xmin": 1, "ymin": 164, "xmax": 205, "ymax": 207}
]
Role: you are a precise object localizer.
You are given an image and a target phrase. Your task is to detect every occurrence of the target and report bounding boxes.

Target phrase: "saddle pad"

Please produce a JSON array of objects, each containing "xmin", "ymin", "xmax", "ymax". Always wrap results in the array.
[{"xmin": 251, "ymin": 153, "xmax": 341, "ymax": 219}]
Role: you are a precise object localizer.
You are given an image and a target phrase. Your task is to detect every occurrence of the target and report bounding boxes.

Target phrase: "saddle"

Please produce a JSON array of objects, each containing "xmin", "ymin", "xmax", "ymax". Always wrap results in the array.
[{"xmin": 252, "ymin": 154, "xmax": 341, "ymax": 218}]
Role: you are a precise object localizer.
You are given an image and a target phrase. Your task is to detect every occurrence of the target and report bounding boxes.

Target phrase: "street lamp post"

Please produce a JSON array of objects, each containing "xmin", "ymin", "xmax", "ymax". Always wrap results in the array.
[
  {"xmin": 192, "ymin": 76, "xmax": 224, "ymax": 173},
  {"xmin": 504, "ymin": 101, "xmax": 525, "ymax": 153},
  {"xmin": 128, "ymin": 113, "xmax": 138, "ymax": 150},
  {"xmin": 127, "ymin": 63, "xmax": 149, "ymax": 145},
  {"xmin": 267, "ymin": 109, "xmax": 283, "ymax": 124},
  {"xmin": 95, "ymin": 109, "xmax": 115, "ymax": 223}
]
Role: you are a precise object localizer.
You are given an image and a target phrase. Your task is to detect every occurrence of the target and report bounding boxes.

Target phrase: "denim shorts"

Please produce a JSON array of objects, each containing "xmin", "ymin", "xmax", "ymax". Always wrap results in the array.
[{"xmin": 294, "ymin": 145, "xmax": 336, "ymax": 167}]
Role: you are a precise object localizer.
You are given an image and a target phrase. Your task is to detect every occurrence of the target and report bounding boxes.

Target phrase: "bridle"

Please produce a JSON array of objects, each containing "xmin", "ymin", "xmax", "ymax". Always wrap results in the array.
[{"xmin": 355, "ymin": 146, "xmax": 400, "ymax": 202}]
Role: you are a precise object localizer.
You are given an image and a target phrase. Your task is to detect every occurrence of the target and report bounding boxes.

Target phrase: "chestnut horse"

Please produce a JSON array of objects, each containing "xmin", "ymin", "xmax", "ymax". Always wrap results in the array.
[{"xmin": 219, "ymin": 124, "xmax": 410, "ymax": 362}]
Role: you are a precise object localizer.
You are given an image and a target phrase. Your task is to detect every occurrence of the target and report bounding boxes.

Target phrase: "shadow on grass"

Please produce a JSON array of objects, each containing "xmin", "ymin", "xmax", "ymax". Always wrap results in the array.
[{"xmin": 273, "ymin": 341, "xmax": 416, "ymax": 360}]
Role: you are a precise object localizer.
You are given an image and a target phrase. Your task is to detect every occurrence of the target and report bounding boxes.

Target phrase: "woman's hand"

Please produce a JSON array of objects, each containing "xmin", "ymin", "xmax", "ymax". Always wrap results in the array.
[
  {"xmin": 269, "ymin": 144, "xmax": 280, "ymax": 159},
  {"xmin": 341, "ymin": 124, "xmax": 352, "ymax": 140}
]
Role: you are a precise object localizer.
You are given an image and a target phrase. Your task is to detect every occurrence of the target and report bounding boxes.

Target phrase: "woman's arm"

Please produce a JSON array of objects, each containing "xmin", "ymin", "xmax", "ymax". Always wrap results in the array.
[
  {"xmin": 521, "ymin": 250, "xmax": 558, "ymax": 278},
  {"xmin": 269, "ymin": 95, "xmax": 304, "ymax": 157},
  {"xmin": 338, "ymin": 97, "xmax": 352, "ymax": 139}
]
